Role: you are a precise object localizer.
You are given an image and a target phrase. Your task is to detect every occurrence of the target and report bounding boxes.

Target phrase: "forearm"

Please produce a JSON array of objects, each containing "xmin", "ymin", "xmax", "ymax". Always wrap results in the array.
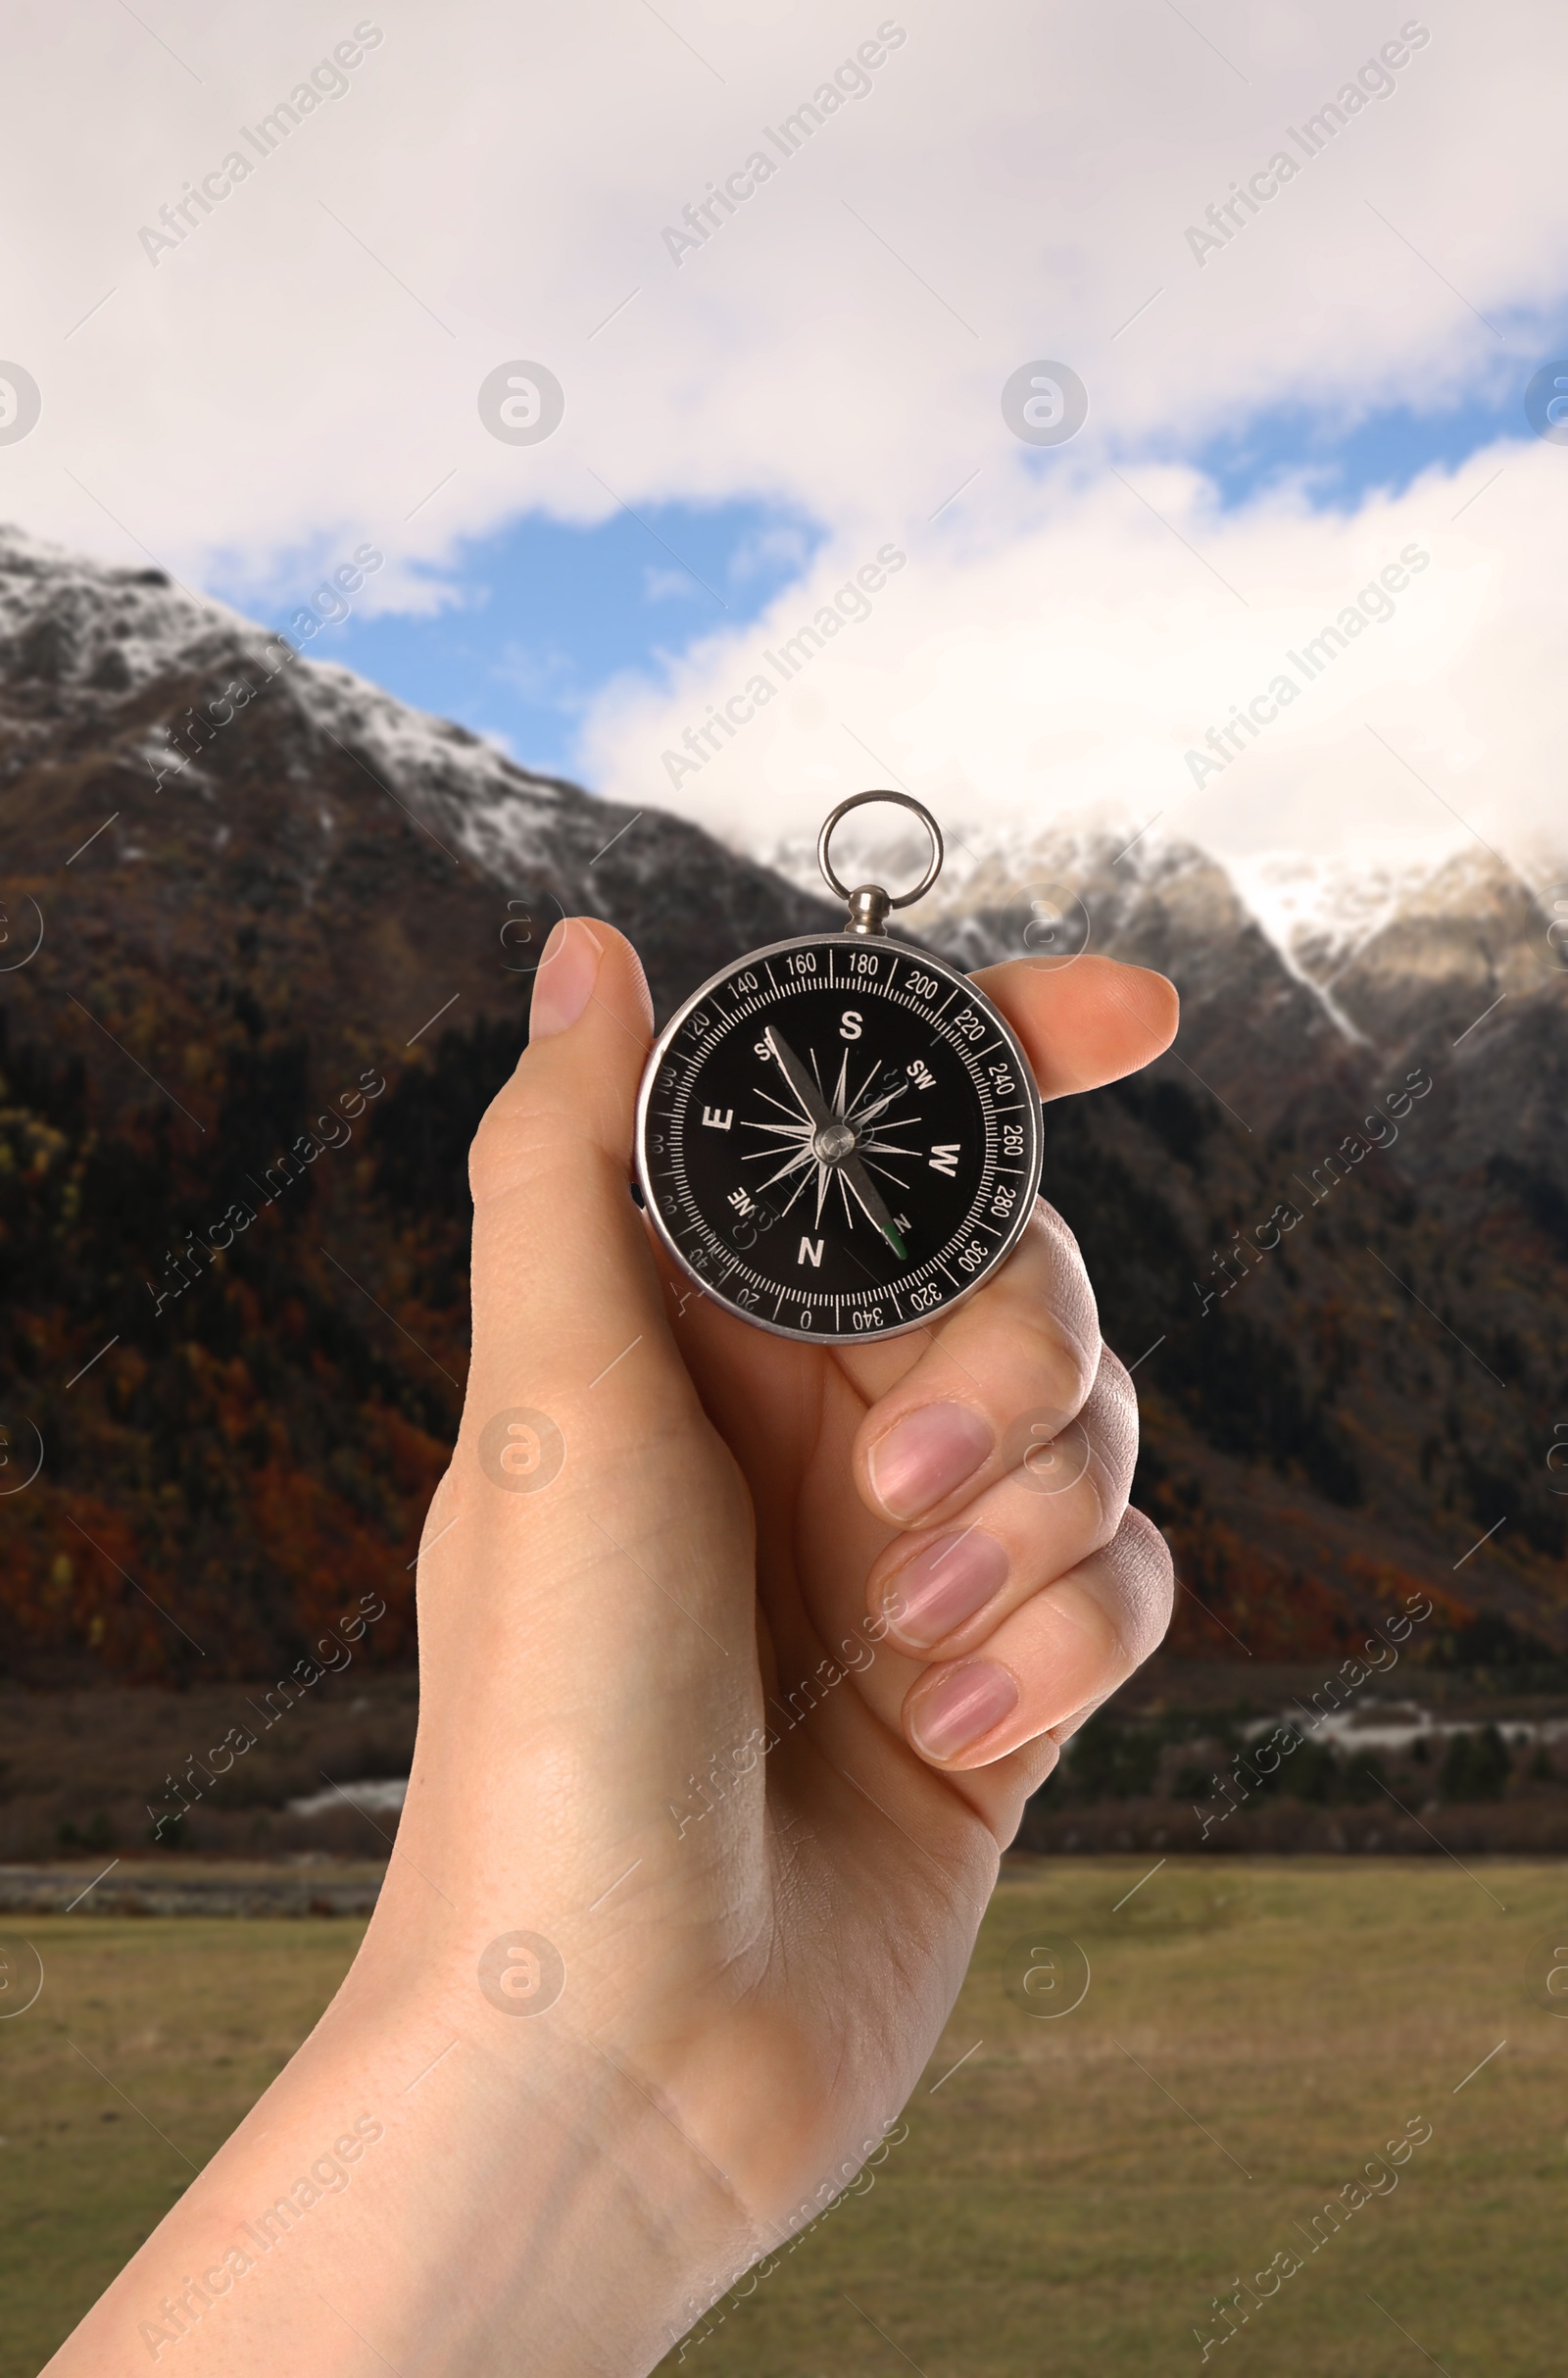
[{"xmin": 45, "ymin": 1954, "xmax": 760, "ymax": 2378}]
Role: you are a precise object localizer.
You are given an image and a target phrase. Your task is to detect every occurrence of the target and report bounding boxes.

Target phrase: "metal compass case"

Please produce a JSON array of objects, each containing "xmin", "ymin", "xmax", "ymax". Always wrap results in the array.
[{"xmin": 634, "ymin": 792, "xmax": 1045, "ymax": 1345}]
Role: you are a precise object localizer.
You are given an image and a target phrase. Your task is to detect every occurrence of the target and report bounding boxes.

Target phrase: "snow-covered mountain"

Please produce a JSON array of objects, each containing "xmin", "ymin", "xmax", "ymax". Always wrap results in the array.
[
  {"xmin": 0, "ymin": 524, "xmax": 839, "ymax": 1050},
  {"xmin": 771, "ymin": 807, "xmax": 1568, "ymax": 1150},
  {"xmin": 6, "ymin": 519, "xmax": 1564, "ymax": 1159},
  {"xmin": 4, "ymin": 527, "xmax": 1566, "ymax": 1687},
  {"xmin": 6, "ymin": 519, "xmax": 1561, "ymax": 1090}
]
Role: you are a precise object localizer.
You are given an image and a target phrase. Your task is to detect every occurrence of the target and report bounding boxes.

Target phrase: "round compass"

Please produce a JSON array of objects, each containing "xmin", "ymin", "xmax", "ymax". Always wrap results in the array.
[{"xmin": 634, "ymin": 793, "xmax": 1044, "ymax": 1344}]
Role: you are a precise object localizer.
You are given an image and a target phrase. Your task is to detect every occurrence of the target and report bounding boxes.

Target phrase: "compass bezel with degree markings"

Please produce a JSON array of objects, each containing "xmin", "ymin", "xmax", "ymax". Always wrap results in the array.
[{"xmin": 634, "ymin": 792, "xmax": 1045, "ymax": 1345}]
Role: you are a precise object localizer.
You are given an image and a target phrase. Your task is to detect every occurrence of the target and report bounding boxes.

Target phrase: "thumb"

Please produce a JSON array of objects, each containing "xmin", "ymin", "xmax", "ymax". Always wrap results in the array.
[
  {"xmin": 402, "ymin": 917, "xmax": 760, "ymax": 2050},
  {"xmin": 463, "ymin": 916, "xmax": 671, "ymax": 1424},
  {"xmin": 426, "ymin": 912, "xmax": 752, "ymax": 1793}
]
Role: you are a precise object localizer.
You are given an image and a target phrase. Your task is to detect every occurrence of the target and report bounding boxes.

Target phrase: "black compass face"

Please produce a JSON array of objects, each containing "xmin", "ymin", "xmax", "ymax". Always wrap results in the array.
[{"xmin": 636, "ymin": 936, "xmax": 1043, "ymax": 1342}]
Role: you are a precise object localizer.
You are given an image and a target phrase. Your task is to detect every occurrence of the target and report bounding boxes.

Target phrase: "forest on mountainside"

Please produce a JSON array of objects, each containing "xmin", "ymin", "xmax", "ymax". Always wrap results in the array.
[{"xmin": 4, "ymin": 978, "xmax": 1565, "ymax": 1691}]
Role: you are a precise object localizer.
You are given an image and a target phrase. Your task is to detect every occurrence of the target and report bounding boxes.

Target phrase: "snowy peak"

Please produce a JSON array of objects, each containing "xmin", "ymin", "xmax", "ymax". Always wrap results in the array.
[
  {"xmin": 0, "ymin": 529, "xmax": 839, "ymax": 1058},
  {"xmin": 0, "ymin": 521, "xmax": 263, "ymax": 700},
  {"xmin": 1224, "ymin": 849, "xmax": 1439, "ymax": 991},
  {"xmin": 5, "ymin": 525, "xmax": 1564, "ymax": 1114},
  {"xmin": 0, "ymin": 522, "xmax": 572, "ymax": 858}
]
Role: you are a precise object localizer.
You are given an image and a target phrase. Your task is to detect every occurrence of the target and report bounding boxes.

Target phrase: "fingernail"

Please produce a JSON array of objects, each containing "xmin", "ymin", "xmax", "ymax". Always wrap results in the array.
[
  {"xmin": 882, "ymin": 1529, "xmax": 1008, "ymax": 1649},
  {"xmin": 867, "ymin": 1403, "xmax": 993, "ymax": 1520},
  {"xmin": 907, "ymin": 1660, "xmax": 1019, "ymax": 1761},
  {"xmin": 529, "ymin": 918, "xmax": 602, "ymax": 1040}
]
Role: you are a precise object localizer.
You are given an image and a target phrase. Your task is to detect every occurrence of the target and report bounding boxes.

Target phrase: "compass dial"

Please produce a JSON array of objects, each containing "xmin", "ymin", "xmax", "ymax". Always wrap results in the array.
[{"xmin": 635, "ymin": 935, "xmax": 1044, "ymax": 1343}]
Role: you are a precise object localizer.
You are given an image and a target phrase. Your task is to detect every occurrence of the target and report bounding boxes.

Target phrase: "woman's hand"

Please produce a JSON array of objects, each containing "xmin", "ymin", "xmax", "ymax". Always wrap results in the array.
[
  {"xmin": 49, "ymin": 919, "xmax": 1176, "ymax": 2378},
  {"xmin": 391, "ymin": 918, "xmax": 1176, "ymax": 2310}
]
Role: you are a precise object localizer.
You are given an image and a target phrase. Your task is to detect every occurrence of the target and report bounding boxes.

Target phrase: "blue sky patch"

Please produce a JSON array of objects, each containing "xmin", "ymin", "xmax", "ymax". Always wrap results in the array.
[
  {"xmin": 226, "ymin": 497, "xmax": 821, "ymax": 781},
  {"xmin": 221, "ymin": 371, "xmax": 1558, "ymax": 784},
  {"xmin": 1178, "ymin": 384, "xmax": 1526, "ymax": 512}
]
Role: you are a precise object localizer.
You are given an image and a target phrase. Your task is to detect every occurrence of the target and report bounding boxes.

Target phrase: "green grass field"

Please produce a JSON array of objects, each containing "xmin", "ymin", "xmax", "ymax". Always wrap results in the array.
[{"xmin": 3, "ymin": 1860, "xmax": 1564, "ymax": 2377}]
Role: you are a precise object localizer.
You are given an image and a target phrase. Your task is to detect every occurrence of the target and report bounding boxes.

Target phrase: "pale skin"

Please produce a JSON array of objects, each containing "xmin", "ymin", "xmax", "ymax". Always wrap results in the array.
[{"xmin": 49, "ymin": 920, "xmax": 1178, "ymax": 2377}]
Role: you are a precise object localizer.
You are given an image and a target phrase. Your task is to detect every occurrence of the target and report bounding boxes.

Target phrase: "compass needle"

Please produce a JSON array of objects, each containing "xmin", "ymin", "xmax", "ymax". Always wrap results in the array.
[{"xmin": 841, "ymin": 1160, "xmax": 907, "ymax": 1258}]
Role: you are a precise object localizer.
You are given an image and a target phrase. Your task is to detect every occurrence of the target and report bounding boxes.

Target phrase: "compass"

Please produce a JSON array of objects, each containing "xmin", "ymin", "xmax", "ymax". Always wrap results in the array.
[{"xmin": 634, "ymin": 792, "xmax": 1044, "ymax": 1344}]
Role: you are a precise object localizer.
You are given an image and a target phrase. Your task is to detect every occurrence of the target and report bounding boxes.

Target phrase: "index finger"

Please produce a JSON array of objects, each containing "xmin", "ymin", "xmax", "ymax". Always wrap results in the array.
[{"xmin": 970, "ymin": 954, "xmax": 1178, "ymax": 1102}]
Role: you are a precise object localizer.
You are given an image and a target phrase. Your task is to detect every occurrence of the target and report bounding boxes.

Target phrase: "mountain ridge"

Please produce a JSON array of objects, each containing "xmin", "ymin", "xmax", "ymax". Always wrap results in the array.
[{"xmin": 1, "ymin": 530, "xmax": 1563, "ymax": 1695}]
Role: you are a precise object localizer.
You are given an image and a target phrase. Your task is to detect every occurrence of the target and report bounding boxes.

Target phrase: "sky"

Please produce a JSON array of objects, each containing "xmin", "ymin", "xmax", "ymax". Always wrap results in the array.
[{"xmin": 3, "ymin": 0, "xmax": 1567, "ymax": 886}]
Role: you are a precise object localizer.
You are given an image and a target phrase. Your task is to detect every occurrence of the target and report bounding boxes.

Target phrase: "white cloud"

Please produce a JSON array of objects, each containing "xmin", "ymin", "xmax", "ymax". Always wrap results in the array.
[
  {"xmin": 4, "ymin": 0, "xmax": 1567, "ymax": 866},
  {"xmin": 578, "ymin": 443, "xmax": 1564, "ymax": 873}
]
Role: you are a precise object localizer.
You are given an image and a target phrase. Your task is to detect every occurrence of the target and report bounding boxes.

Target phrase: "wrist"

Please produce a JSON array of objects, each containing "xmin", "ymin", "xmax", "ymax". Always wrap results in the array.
[
  {"xmin": 338, "ymin": 1902, "xmax": 769, "ymax": 2370},
  {"xmin": 376, "ymin": 2018, "xmax": 763, "ymax": 2372},
  {"xmin": 50, "ymin": 1959, "xmax": 760, "ymax": 2378}
]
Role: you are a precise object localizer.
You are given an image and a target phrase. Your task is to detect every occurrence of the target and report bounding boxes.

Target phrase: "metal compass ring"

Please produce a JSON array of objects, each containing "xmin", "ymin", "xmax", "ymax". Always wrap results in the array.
[{"xmin": 816, "ymin": 791, "xmax": 945, "ymax": 910}]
